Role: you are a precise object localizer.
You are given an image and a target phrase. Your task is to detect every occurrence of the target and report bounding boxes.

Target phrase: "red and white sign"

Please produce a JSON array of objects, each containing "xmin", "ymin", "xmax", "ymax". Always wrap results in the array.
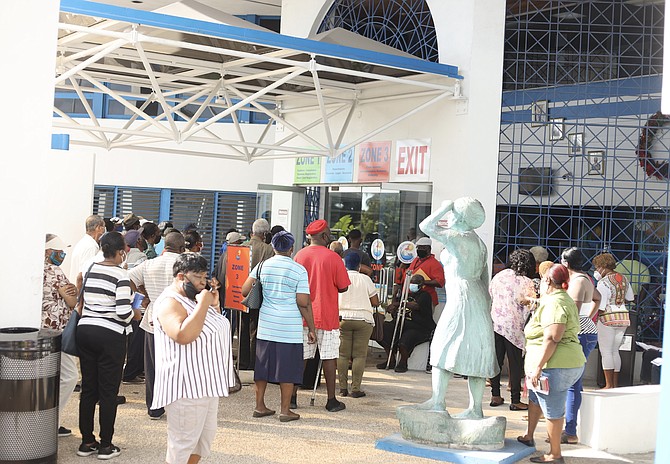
[{"xmin": 391, "ymin": 139, "xmax": 431, "ymax": 182}]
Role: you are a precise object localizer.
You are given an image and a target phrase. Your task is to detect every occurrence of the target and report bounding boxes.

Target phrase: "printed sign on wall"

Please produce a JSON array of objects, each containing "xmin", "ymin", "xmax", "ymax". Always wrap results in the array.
[
  {"xmin": 391, "ymin": 139, "xmax": 431, "ymax": 182},
  {"xmin": 324, "ymin": 148, "xmax": 354, "ymax": 183},
  {"xmin": 224, "ymin": 245, "xmax": 251, "ymax": 312},
  {"xmin": 357, "ymin": 141, "xmax": 391, "ymax": 182},
  {"xmin": 294, "ymin": 156, "xmax": 322, "ymax": 184}
]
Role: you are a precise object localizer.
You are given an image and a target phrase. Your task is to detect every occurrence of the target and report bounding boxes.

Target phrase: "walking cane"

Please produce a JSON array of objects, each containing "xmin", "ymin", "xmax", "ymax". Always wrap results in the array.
[
  {"xmin": 386, "ymin": 270, "xmax": 412, "ymax": 369},
  {"xmin": 310, "ymin": 358, "xmax": 323, "ymax": 406}
]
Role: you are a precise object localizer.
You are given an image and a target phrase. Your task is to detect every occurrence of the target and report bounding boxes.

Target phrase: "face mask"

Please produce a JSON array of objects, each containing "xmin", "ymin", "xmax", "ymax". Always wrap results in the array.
[
  {"xmin": 409, "ymin": 283, "xmax": 420, "ymax": 293},
  {"xmin": 594, "ymin": 270, "xmax": 602, "ymax": 281},
  {"xmin": 49, "ymin": 251, "xmax": 66, "ymax": 266},
  {"xmin": 183, "ymin": 279, "xmax": 200, "ymax": 300},
  {"xmin": 416, "ymin": 249, "xmax": 429, "ymax": 259}
]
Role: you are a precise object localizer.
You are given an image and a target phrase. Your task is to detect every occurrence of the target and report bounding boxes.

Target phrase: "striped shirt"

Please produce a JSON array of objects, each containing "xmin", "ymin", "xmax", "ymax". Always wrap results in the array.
[
  {"xmin": 78, "ymin": 263, "xmax": 133, "ymax": 334},
  {"xmin": 128, "ymin": 252, "xmax": 180, "ymax": 334},
  {"xmin": 152, "ymin": 290, "xmax": 235, "ymax": 409},
  {"xmin": 251, "ymin": 256, "xmax": 310, "ymax": 344}
]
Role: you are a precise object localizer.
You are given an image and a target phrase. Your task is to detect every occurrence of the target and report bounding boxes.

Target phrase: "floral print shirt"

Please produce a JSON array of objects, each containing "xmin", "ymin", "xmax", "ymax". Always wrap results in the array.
[
  {"xmin": 42, "ymin": 262, "xmax": 73, "ymax": 330},
  {"xmin": 489, "ymin": 268, "xmax": 536, "ymax": 350}
]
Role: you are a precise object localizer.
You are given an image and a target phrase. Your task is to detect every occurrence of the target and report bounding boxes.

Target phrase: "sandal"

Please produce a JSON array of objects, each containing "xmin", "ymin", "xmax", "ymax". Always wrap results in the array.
[
  {"xmin": 516, "ymin": 436, "xmax": 535, "ymax": 447},
  {"xmin": 489, "ymin": 396, "xmax": 504, "ymax": 407},
  {"xmin": 560, "ymin": 433, "xmax": 578, "ymax": 444},
  {"xmin": 510, "ymin": 402, "xmax": 528, "ymax": 411},
  {"xmin": 252, "ymin": 409, "xmax": 275, "ymax": 418},
  {"xmin": 529, "ymin": 456, "xmax": 564, "ymax": 463}
]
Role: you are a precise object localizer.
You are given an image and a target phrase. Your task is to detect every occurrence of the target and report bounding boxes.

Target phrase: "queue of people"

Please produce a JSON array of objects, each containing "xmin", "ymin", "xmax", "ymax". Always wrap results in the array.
[{"xmin": 44, "ymin": 212, "xmax": 636, "ymax": 463}]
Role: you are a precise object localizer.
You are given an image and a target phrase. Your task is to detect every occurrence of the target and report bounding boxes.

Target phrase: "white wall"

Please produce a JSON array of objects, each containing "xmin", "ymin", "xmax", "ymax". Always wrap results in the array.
[
  {"xmin": 499, "ymin": 114, "xmax": 669, "ymax": 207},
  {"xmin": 49, "ymin": 120, "xmax": 276, "ymax": 278},
  {"xmin": 0, "ymin": 1, "xmax": 60, "ymax": 329},
  {"xmin": 278, "ymin": 0, "xmax": 506, "ymax": 258}
]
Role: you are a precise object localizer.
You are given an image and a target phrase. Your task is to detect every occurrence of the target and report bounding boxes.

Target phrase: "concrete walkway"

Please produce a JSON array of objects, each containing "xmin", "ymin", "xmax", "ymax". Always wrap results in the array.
[{"xmin": 57, "ymin": 354, "xmax": 655, "ymax": 463}]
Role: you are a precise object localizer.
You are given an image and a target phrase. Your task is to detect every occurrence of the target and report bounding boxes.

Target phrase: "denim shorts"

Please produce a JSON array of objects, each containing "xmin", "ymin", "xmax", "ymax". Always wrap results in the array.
[{"xmin": 529, "ymin": 366, "xmax": 584, "ymax": 419}]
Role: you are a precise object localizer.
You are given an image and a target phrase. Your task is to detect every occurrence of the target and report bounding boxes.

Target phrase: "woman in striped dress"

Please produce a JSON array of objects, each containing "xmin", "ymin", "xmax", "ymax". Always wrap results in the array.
[
  {"xmin": 152, "ymin": 253, "xmax": 235, "ymax": 464},
  {"xmin": 77, "ymin": 232, "xmax": 137, "ymax": 460}
]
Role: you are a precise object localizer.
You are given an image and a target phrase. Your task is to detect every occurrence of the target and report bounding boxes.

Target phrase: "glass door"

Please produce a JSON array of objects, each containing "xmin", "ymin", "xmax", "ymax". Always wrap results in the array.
[{"xmin": 326, "ymin": 184, "xmax": 432, "ymax": 264}]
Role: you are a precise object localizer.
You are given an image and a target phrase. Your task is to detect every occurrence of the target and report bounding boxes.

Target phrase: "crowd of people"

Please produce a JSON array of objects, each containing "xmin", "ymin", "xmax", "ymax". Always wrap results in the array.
[
  {"xmin": 488, "ymin": 246, "xmax": 635, "ymax": 463},
  {"xmin": 41, "ymin": 211, "xmax": 635, "ymax": 463}
]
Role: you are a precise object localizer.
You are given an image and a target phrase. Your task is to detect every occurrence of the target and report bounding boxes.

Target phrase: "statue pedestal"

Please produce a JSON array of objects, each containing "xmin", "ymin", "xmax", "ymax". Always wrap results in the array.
[{"xmin": 397, "ymin": 406, "xmax": 506, "ymax": 451}]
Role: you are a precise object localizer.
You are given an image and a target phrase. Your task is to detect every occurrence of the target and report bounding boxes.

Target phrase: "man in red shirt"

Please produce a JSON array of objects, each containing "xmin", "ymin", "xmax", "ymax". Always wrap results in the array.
[
  {"xmin": 294, "ymin": 219, "xmax": 351, "ymax": 412},
  {"xmin": 408, "ymin": 237, "xmax": 445, "ymax": 309}
]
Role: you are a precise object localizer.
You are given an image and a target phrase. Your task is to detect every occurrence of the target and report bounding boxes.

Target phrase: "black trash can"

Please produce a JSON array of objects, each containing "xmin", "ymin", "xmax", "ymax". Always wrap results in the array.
[
  {"xmin": 0, "ymin": 327, "xmax": 61, "ymax": 464},
  {"xmin": 597, "ymin": 310, "xmax": 638, "ymax": 387}
]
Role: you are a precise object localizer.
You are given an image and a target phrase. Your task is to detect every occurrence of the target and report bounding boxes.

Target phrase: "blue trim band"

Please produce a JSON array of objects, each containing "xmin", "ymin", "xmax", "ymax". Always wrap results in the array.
[
  {"xmin": 502, "ymin": 75, "xmax": 662, "ymax": 108},
  {"xmin": 501, "ymin": 98, "xmax": 661, "ymax": 123},
  {"xmin": 60, "ymin": 0, "xmax": 462, "ymax": 79},
  {"xmin": 51, "ymin": 134, "xmax": 70, "ymax": 150},
  {"xmin": 159, "ymin": 189, "xmax": 171, "ymax": 222}
]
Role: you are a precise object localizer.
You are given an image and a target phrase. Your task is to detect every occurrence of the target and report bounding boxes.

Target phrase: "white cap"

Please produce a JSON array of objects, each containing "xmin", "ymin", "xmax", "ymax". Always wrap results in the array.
[
  {"xmin": 226, "ymin": 231, "xmax": 247, "ymax": 242},
  {"xmin": 45, "ymin": 234, "xmax": 69, "ymax": 250},
  {"xmin": 416, "ymin": 237, "xmax": 432, "ymax": 247}
]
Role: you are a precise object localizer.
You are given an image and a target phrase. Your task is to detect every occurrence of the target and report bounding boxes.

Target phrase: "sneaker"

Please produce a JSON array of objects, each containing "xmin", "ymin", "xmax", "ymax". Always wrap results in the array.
[
  {"xmin": 97, "ymin": 444, "xmax": 121, "ymax": 460},
  {"xmin": 58, "ymin": 426, "xmax": 72, "ymax": 437},
  {"xmin": 77, "ymin": 441, "xmax": 100, "ymax": 457},
  {"xmin": 376, "ymin": 361, "xmax": 395, "ymax": 370},
  {"xmin": 149, "ymin": 409, "xmax": 165, "ymax": 420},
  {"xmin": 394, "ymin": 363, "xmax": 408, "ymax": 373},
  {"xmin": 122, "ymin": 376, "xmax": 144, "ymax": 384},
  {"xmin": 325, "ymin": 398, "xmax": 346, "ymax": 412},
  {"xmin": 290, "ymin": 394, "xmax": 297, "ymax": 410}
]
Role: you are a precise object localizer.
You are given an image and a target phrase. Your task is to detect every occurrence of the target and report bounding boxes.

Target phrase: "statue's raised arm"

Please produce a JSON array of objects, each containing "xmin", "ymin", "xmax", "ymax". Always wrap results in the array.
[{"xmin": 419, "ymin": 200, "xmax": 453, "ymax": 239}]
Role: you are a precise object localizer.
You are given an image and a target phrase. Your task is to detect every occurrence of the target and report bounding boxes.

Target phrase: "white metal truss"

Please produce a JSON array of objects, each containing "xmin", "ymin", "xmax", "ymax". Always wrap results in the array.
[{"xmin": 55, "ymin": 4, "xmax": 463, "ymax": 162}]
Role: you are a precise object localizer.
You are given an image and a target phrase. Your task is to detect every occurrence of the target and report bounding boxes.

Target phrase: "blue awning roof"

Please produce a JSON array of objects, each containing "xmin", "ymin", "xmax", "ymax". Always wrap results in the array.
[
  {"xmin": 54, "ymin": 0, "xmax": 462, "ymax": 162},
  {"xmin": 60, "ymin": 0, "xmax": 462, "ymax": 81}
]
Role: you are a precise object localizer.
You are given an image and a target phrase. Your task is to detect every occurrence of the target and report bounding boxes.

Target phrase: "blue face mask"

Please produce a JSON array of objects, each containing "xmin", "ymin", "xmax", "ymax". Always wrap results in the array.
[
  {"xmin": 49, "ymin": 251, "xmax": 66, "ymax": 266},
  {"xmin": 409, "ymin": 283, "xmax": 420, "ymax": 293}
]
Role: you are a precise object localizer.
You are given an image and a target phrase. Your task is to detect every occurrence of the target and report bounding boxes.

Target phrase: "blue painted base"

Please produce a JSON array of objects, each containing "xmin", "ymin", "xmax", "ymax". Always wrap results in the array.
[{"xmin": 375, "ymin": 433, "xmax": 536, "ymax": 464}]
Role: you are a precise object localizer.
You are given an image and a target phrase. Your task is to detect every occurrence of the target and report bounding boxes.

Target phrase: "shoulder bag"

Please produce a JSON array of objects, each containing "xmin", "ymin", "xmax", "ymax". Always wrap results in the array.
[
  {"xmin": 370, "ymin": 307, "xmax": 385, "ymax": 343},
  {"xmin": 62, "ymin": 262, "xmax": 95, "ymax": 356},
  {"xmin": 241, "ymin": 259, "xmax": 265, "ymax": 311}
]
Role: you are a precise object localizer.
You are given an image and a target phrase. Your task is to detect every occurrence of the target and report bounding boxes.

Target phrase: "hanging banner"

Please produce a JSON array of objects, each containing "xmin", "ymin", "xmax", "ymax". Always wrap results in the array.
[
  {"xmin": 391, "ymin": 139, "xmax": 431, "ymax": 182},
  {"xmin": 294, "ymin": 156, "xmax": 322, "ymax": 184},
  {"xmin": 357, "ymin": 141, "xmax": 391, "ymax": 182},
  {"xmin": 224, "ymin": 245, "xmax": 252, "ymax": 312},
  {"xmin": 324, "ymin": 148, "xmax": 354, "ymax": 183}
]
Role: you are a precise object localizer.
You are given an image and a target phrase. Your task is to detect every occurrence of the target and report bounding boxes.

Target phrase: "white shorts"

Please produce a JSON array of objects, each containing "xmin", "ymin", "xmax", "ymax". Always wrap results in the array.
[
  {"xmin": 164, "ymin": 397, "xmax": 219, "ymax": 464},
  {"xmin": 303, "ymin": 327, "xmax": 340, "ymax": 360}
]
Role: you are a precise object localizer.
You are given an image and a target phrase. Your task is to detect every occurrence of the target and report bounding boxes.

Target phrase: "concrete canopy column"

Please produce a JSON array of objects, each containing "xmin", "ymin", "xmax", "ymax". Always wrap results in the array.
[{"xmin": 0, "ymin": 1, "xmax": 60, "ymax": 328}]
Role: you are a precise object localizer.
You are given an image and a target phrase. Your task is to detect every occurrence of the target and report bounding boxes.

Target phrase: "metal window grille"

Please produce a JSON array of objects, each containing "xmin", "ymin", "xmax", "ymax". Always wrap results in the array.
[
  {"xmin": 318, "ymin": 0, "xmax": 439, "ymax": 62},
  {"xmin": 497, "ymin": 0, "xmax": 667, "ymax": 342}
]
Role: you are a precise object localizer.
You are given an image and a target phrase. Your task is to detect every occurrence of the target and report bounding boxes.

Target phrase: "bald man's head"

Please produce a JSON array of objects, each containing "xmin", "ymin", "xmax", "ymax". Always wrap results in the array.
[{"xmin": 164, "ymin": 231, "xmax": 186, "ymax": 253}]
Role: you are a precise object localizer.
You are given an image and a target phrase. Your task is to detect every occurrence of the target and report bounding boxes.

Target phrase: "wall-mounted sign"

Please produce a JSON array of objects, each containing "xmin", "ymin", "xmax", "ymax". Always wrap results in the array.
[
  {"xmin": 324, "ymin": 148, "xmax": 354, "ymax": 183},
  {"xmin": 357, "ymin": 141, "xmax": 391, "ymax": 182},
  {"xmin": 294, "ymin": 156, "xmax": 321, "ymax": 184},
  {"xmin": 392, "ymin": 139, "xmax": 431, "ymax": 182}
]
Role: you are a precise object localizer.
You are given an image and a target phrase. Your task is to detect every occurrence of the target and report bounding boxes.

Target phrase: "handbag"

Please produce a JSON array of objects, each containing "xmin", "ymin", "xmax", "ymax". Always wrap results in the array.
[
  {"xmin": 62, "ymin": 263, "xmax": 95, "ymax": 356},
  {"xmin": 241, "ymin": 259, "xmax": 265, "ymax": 310},
  {"xmin": 600, "ymin": 311, "xmax": 631, "ymax": 328},
  {"xmin": 370, "ymin": 307, "xmax": 385, "ymax": 343}
]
